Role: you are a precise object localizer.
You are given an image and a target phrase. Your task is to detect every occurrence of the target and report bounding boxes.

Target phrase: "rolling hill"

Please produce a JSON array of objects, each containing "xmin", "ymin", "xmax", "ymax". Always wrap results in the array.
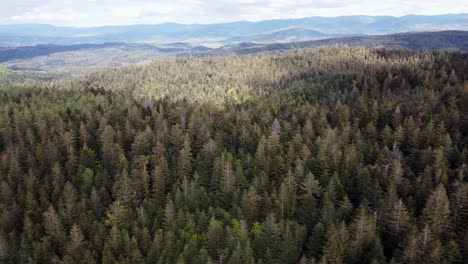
[
  {"xmin": 0, "ymin": 31, "xmax": 467, "ymax": 75},
  {"xmin": 226, "ymin": 30, "xmax": 468, "ymax": 54},
  {"xmin": 0, "ymin": 14, "xmax": 467, "ymax": 45},
  {"xmin": 222, "ymin": 27, "xmax": 351, "ymax": 44}
]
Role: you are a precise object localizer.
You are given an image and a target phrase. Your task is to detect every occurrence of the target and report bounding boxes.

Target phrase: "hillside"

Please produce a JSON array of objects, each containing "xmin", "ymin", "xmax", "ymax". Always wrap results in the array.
[
  {"xmin": 0, "ymin": 31, "xmax": 466, "ymax": 75},
  {"xmin": 226, "ymin": 31, "xmax": 468, "ymax": 54},
  {"xmin": 222, "ymin": 28, "xmax": 349, "ymax": 44},
  {"xmin": 0, "ymin": 43, "xmax": 210, "ymax": 74},
  {"xmin": 305, "ymin": 30, "xmax": 468, "ymax": 51},
  {"xmin": 0, "ymin": 43, "xmax": 210, "ymax": 63},
  {"xmin": 1, "ymin": 47, "xmax": 468, "ymax": 263},
  {"xmin": 0, "ymin": 65, "xmax": 62, "ymax": 85}
]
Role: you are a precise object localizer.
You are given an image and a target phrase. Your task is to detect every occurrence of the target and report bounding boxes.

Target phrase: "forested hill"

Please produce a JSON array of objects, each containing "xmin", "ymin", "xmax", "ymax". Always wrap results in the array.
[
  {"xmin": 1, "ymin": 47, "xmax": 468, "ymax": 263},
  {"xmin": 226, "ymin": 31, "xmax": 468, "ymax": 54},
  {"xmin": 0, "ymin": 31, "xmax": 467, "ymax": 76},
  {"xmin": 0, "ymin": 43, "xmax": 210, "ymax": 63}
]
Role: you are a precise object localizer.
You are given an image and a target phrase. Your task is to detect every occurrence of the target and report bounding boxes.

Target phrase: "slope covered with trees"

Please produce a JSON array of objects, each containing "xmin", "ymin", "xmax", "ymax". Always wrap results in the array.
[
  {"xmin": 225, "ymin": 31, "xmax": 468, "ymax": 54},
  {"xmin": 1, "ymin": 47, "xmax": 468, "ymax": 263}
]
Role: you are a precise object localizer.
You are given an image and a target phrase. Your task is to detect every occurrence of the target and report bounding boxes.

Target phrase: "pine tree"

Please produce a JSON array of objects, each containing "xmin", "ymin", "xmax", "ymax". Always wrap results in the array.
[
  {"xmin": 178, "ymin": 134, "xmax": 193, "ymax": 179},
  {"xmin": 348, "ymin": 207, "xmax": 385, "ymax": 263},
  {"xmin": 450, "ymin": 180, "xmax": 468, "ymax": 258},
  {"xmin": 152, "ymin": 145, "xmax": 170, "ymax": 207},
  {"xmin": 298, "ymin": 172, "xmax": 321, "ymax": 228},
  {"xmin": 320, "ymin": 192, "xmax": 336, "ymax": 226},
  {"xmin": 322, "ymin": 223, "xmax": 348, "ymax": 264},
  {"xmin": 206, "ymin": 217, "xmax": 225, "ymax": 261},
  {"xmin": 64, "ymin": 224, "xmax": 85, "ymax": 263},
  {"xmin": 422, "ymin": 184, "xmax": 451, "ymax": 237},
  {"xmin": 306, "ymin": 223, "xmax": 325, "ymax": 258},
  {"xmin": 241, "ymin": 186, "xmax": 261, "ymax": 224},
  {"xmin": 113, "ymin": 168, "xmax": 135, "ymax": 204},
  {"xmin": 386, "ymin": 199, "xmax": 410, "ymax": 239},
  {"xmin": 43, "ymin": 205, "xmax": 66, "ymax": 248},
  {"xmin": 221, "ymin": 152, "xmax": 236, "ymax": 194}
]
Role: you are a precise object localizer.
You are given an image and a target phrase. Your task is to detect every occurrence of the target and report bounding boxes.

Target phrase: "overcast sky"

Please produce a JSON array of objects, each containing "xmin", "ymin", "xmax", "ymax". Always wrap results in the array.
[{"xmin": 1, "ymin": 0, "xmax": 467, "ymax": 27}]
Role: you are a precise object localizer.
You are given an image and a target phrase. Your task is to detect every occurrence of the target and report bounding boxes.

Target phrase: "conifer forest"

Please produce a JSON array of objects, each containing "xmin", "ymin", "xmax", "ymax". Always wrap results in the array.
[{"xmin": 1, "ymin": 47, "xmax": 468, "ymax": 263}]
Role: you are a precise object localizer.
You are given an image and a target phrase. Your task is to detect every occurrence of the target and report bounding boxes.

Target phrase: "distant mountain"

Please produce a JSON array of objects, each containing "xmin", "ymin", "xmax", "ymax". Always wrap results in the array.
[
  {"xmin": 0, "ymin": 14, "xmax": 467, "ymax": 45},
  {"xmin": 223, "ymin": 27, "xmax": 353, "ymax": 44}
]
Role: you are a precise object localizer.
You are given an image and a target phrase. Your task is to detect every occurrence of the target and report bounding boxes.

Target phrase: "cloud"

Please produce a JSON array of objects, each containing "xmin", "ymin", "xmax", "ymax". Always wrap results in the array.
[{"xmin": 0, "ymin": 0, "xmax": 466, "ymax": 26}]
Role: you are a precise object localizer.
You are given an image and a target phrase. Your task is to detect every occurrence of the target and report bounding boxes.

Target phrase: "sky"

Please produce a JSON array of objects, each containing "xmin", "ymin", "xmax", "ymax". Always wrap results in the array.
[{"xmin": 0, "ymin": 0, "xmax": 467, "ymax": 27}]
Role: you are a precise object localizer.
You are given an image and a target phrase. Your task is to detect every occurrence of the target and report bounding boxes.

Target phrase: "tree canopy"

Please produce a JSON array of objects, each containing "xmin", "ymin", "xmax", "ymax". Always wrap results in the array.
[{"xmin": 1, "ymin": 46, "xmax": 468, "ymax": 263}]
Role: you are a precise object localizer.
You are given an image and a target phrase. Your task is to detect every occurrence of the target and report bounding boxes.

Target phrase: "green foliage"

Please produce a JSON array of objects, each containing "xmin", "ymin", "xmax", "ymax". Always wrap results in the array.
[{"xmin": 0, "ymin": 47, "xmax": 468, "ymax": 263}]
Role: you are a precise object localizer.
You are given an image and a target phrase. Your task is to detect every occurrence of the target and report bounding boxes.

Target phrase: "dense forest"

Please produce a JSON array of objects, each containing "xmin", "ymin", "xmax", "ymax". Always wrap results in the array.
[{"xmin": 1, "ymin": 47, "xmax": 468, "ymax": 263}]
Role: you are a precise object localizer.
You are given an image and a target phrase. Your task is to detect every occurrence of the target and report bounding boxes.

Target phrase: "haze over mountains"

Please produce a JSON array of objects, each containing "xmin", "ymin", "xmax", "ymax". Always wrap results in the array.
[
  {"xmin": 1, "ymin": 14, "xmax": 467, "ymax": 46},
  {"xmin": 0, "ymin": 13, "xmax": 467, "ymax": 76}
]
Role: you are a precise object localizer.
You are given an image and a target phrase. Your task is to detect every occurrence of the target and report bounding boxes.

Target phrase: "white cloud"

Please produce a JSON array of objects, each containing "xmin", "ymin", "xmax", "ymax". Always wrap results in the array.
[{"xmin": 0, "ymin": 0, "xmax": 466, "ymax": 26}]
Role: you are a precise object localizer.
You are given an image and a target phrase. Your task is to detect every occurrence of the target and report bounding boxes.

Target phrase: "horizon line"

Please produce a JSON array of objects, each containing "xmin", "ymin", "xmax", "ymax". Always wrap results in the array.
[{"xmin": 0, "ymin": 13, "xmax": 466, "ymax": 28}]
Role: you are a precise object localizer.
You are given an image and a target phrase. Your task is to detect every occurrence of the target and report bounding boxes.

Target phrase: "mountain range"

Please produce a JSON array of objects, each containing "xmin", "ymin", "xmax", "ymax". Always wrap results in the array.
[
  {"xmin": 0, "ymin": 14, "xmax": 467, "ymax": 45},
  {"xmin": 1, "ymin": 31, "xmax": 467, "ymax": 75}
]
